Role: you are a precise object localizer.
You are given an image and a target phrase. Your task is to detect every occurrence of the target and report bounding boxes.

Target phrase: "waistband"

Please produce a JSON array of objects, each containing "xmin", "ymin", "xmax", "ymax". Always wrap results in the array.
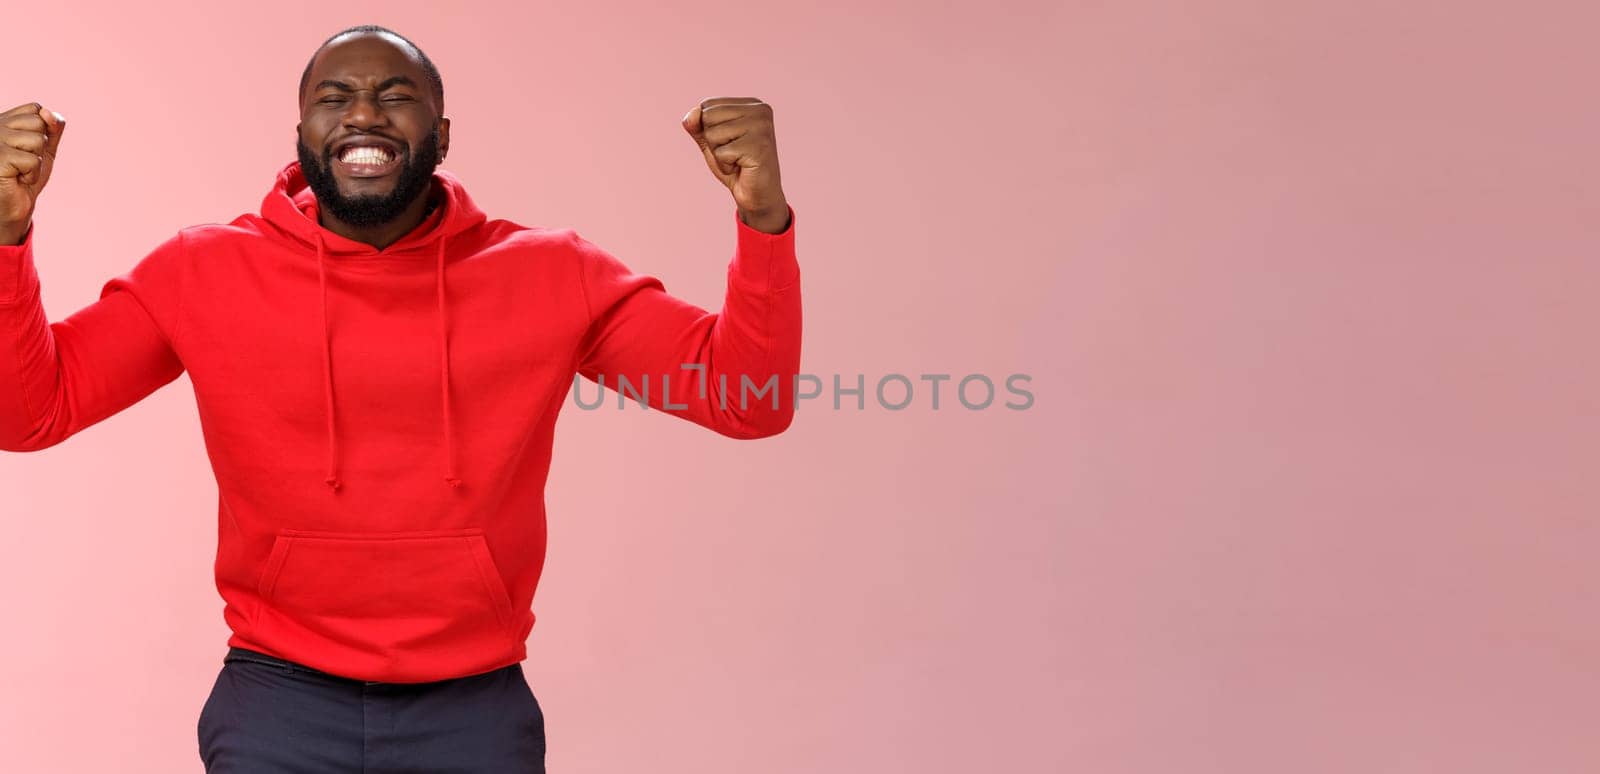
[
  {"xmin": 224, "ymin": 646, "xmax": 378, "ymax": 685},
  {"xmin": 223, "ymin": 646, "xmax": 521, "ymax": 687}
]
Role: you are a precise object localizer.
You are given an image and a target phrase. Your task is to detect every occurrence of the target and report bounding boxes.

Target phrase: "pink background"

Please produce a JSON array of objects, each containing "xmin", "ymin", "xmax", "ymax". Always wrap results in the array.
[{"xmin": 2, "ymin": 1, "xmax": 1597, "ymax": 771}]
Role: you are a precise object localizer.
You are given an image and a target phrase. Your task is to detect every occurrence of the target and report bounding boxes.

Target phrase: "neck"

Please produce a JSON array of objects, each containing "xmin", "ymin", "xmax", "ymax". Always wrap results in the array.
[{"xmin": 318, "ymin": 183, "xmax": 439, "ymax": 250}]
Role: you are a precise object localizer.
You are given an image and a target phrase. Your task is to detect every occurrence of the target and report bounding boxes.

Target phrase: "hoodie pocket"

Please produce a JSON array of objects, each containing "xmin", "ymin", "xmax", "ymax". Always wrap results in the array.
[{"xmin": 249, "ymin": 527, "xmax": 518, "ymax": 658}]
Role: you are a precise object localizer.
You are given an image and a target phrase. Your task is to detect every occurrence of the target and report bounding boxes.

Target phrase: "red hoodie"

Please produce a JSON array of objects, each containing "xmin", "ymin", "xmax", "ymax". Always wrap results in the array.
[{"xmin": 0, "ymin": 160, "xmax": 801, "ymax": 682}]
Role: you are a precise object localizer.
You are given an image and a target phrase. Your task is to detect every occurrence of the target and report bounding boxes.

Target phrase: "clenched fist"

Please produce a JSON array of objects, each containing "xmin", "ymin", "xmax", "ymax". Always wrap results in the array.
[
  {"xmin": 1, "ymin": 103, "xmax": 67, "ymax": 246},
  {"xmin": 682, "ymin": 97, "xmax": 789, "ymax": 234}
]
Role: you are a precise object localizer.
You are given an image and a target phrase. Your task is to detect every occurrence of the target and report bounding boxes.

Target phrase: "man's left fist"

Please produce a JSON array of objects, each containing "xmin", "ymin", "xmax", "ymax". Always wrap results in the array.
[{"xmin": 682, "ymin": 97, "xmax": 789, "ymax": 234}]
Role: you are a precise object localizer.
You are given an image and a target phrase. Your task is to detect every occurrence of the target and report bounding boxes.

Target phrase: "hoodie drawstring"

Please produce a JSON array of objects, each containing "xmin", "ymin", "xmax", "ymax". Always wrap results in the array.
[
  {"xmin": 436, "ymin": 235, "xmax": 461, "ymax": 488},
  {"xmin": 315, "ymin": 230, "xmax": 460, "ymax": 493},
  {"xmin": 316, "ymin": 234, "xmax": 342, "ymax": 492}
]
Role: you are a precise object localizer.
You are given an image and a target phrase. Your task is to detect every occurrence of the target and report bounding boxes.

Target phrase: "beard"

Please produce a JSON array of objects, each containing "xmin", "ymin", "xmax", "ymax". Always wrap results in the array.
[{"xmin": 297, "ymin": 125, "xmax": 442, "ymax": 227}]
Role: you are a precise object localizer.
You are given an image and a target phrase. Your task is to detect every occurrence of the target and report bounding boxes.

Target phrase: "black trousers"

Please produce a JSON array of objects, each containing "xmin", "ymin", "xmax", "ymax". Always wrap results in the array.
[{"xmin": 198, "ymin": 647, "xmax": 546, "ymax": 773}]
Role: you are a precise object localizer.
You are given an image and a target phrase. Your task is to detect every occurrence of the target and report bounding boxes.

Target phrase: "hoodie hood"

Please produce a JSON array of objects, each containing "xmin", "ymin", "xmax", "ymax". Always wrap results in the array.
[{"xmin": 259, "ymin": 160, "xmax": 488, "ymax": 494}]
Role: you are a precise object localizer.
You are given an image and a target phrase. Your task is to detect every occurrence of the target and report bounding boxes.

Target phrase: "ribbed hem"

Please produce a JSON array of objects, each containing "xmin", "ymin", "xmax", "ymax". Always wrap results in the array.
[
  {"xmin": 730, "ymin": 203, "xmax": 798, "ymax": 291},
  {"xmin": 0, "ymin": 224, "xmax": 39, "ymax": 306}
]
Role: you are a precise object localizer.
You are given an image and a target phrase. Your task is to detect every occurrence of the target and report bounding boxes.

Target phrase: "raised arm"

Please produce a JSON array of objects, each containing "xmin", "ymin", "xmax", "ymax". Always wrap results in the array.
[
  {"xmin": 574, "ymin": 204, "xmax": 800, "ymax": 438},
  {"xmin": 573, "ymin": 97, "xmax": 801, "ymax": 438},
  {"xmin": 0, "ymin": 102, "xmax": 186, "ymax": 452}
]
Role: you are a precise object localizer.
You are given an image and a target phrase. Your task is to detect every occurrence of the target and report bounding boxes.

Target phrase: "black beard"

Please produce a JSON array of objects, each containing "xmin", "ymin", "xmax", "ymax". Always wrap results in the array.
[{"xmin": 297, "ymin": 126, "xmax": 441, "ymax": 228}]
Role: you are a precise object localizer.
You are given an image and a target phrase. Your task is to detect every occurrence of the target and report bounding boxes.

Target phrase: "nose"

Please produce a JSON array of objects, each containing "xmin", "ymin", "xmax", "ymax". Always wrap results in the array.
[{"xmin": 340, "ymin": 91, "xmax": 389, "ymax": 131}]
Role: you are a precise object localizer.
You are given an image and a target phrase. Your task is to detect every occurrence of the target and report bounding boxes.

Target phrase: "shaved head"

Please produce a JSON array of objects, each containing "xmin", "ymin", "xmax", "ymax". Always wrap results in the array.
[{"xmin": 299, "ymin": 25, "xmax": 444, "ymax": 110}]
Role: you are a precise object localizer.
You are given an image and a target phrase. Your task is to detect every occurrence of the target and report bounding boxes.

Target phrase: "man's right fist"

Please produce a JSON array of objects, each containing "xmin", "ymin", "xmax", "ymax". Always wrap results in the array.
[{"xmin": 1, "ymin": 103, "xmax": 67, "ymax": 246}]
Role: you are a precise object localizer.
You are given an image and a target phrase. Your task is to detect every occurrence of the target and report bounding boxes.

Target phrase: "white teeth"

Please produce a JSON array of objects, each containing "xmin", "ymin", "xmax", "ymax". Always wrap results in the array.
[{"xmin": 339, "ymin": 146, "xmax": 394, "ymax": 164}]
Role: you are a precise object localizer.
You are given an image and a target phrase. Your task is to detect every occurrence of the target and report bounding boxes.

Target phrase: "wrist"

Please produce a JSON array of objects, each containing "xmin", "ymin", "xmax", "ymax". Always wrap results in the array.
[
  {"xmin": 739, "ymin": 203, "xmax": 791, "ymax": 234},
  {"xmin": 0, "ymin": 222, "xmax": 28, "ymax": 247}
]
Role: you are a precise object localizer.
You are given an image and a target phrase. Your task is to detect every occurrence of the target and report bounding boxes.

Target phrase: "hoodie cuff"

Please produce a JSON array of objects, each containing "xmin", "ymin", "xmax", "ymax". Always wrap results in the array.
[
  {"xmin": 0, "ymin": 224, "xmax": 40, "ymax": 307},
  {"xmin": 730, "ymin": 203, "xmax": 798, "ymax": 292}
]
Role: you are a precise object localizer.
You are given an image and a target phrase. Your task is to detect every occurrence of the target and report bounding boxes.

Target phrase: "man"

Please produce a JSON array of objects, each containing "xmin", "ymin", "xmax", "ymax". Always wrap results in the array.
[{"xmin": 0, "ymin": 24, "xmax": 800, "ymax": 773}]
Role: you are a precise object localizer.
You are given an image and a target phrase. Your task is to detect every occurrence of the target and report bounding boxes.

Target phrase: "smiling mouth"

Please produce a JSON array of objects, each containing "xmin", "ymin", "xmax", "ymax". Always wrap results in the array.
[{"xmin": 332, "ymin": 145, "xmax": 402, "ymax": 179}]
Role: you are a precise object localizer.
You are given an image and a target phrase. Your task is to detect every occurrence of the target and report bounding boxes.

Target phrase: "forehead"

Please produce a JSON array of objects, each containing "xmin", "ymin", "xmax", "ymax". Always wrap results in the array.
[{"xmin": 306, "ymin": 32, "xmax": 425, "ymax": 87}]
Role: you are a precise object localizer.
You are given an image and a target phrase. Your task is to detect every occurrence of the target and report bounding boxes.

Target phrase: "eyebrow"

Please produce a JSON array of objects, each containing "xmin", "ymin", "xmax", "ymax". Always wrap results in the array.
[{"xmin": 313, "ymin": 75, "xmax": 419, "ymax": 93}]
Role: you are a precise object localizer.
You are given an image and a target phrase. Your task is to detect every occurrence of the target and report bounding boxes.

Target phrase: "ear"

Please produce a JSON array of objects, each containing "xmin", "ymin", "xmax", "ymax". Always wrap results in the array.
[{"xmin": 437, "ymin": 115, "xmax": 451, "ymax": 161}]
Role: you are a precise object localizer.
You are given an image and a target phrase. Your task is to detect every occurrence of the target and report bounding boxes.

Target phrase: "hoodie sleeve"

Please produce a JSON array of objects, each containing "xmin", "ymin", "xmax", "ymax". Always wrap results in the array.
[
  {"xmin": 574, "ymin": 204, "xmax": 801, "ymax": 439},
  {"xmin": 0, "ymin": 226, "xmax": 187, "ymax": 452}
]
